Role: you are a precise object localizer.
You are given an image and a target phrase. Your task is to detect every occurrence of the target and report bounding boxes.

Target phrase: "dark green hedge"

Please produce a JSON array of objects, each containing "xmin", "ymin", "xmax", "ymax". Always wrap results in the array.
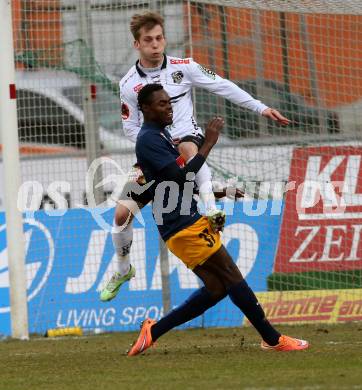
[{"xmin": 267, "ymin": 270, "xmax": 362, "ymax": 291}]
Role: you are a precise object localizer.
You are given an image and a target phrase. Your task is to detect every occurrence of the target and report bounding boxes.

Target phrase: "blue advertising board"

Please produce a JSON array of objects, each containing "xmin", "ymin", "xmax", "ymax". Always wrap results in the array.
[{"xmin": 0, "ymin": 201, "xmax": 283, "ymax": 336}]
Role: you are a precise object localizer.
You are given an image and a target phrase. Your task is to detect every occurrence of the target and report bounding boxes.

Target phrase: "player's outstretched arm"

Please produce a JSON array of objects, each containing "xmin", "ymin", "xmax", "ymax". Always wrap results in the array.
[
  {"xmin": 261, "ymin": 108, "xmax": 291, "ymax": 125},
  {"xmin": 187, "ymin": 59, "xmax": 292, "ymax": 123}
]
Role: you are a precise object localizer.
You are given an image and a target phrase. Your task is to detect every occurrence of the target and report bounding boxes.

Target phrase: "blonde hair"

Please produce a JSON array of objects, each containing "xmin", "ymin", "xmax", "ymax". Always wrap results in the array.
[{"xmin": 130, "ymin": 12, "xmax": 165, "ymax": 40}]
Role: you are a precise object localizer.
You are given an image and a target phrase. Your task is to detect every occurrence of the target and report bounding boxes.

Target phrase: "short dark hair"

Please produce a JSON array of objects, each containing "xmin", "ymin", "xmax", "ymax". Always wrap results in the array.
[
  {"xmin": 137, "ymin": 84, "xmax": 164, "ymax": 112},
  {"xmin": 130, "ymin": 12, "xmax": 165, "ymax": 40}
]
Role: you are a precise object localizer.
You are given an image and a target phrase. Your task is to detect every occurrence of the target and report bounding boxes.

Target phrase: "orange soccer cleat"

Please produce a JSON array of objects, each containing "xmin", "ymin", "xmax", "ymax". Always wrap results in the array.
[
  {"xmin": 261, "ymin": 335, "xmax": 309, "ymax": 351},
  {"xmin": 127, "ymin": 318, "xmax": 156, "ymax": 356}
]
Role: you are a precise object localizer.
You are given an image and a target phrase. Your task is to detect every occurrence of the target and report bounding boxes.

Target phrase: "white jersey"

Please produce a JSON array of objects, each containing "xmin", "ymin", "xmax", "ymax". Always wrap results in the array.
[{"xmin": 119, "ymin": 55, "xmax": 269, "ymax": 142}]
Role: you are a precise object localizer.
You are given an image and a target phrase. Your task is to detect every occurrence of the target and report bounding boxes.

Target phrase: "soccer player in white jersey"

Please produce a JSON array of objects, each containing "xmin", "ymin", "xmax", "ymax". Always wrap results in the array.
[{"xmin": 100, "ymin": 12, "xmax": 290, "ymax": 302}]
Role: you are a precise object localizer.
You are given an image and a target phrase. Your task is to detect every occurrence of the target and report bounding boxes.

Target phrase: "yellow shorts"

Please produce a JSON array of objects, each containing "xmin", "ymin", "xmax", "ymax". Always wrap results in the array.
[{"xmin": 166, "ymin": 217, "xmax": 222, "ymax": 269}]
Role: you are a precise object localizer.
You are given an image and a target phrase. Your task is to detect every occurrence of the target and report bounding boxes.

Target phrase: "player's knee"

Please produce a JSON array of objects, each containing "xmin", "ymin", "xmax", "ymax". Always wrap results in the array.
[
  {"xmin": 114, "ymin": 203, "xmax": 133, "ymax": 227},
  {"xmin": 177, "ymin": 141, "xmax": 198, "ymax": 161}
]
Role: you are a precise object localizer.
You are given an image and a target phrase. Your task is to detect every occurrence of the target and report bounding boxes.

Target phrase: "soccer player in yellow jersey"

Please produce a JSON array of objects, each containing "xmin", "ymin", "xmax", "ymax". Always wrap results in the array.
[{"xmin": 127, "ymin": 84, "xmax": 309, "ymax": 355}]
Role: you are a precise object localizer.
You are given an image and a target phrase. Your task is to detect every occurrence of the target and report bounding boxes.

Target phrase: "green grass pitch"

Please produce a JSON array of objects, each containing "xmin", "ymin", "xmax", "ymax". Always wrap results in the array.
[{"xmin": 1, "ymin": 323, "xmax": 361, "ymax": 390}]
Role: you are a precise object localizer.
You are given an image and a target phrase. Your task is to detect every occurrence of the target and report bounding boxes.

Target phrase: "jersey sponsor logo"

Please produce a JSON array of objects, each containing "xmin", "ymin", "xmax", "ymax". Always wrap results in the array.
[
  {"xmin": 171, "ymin": 71, "xmax": 184, "ymax": 84},
  {"xmin": 133, "ymin": 83, "xmax": 143, "ymax": 93},
  {"xmin": 170, "ymin": 59, "xmax": 190, "ymax": 65},
  {"xmin": 121, "ymin": 102, "xmax": 130, "ymax": 120},
  {"xmin": 198, "ymin": 64, "xmax": 216, "ymax": 80}
]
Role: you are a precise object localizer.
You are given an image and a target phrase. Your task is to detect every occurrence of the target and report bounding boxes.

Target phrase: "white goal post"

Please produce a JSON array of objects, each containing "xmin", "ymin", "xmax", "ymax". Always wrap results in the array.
[{"xmin": 0, "ymin": 0, "xmax": 28, "ymax": 340}]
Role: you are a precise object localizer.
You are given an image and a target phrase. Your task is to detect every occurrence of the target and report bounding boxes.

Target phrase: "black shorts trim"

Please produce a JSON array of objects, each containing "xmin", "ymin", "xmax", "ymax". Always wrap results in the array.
[{"xmin": 179, "ymin": 134, "xmax": 205, "ymax": 149}]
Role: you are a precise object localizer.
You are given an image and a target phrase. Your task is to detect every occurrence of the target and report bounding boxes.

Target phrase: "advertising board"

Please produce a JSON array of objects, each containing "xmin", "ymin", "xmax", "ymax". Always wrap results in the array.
[{"xmin": 0, "ymin": 201, "xmax": 283, "ymax": 335}]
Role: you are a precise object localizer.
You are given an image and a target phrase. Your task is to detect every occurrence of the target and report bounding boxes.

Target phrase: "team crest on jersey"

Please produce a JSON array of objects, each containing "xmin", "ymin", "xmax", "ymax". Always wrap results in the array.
[
  {"xmin": 121, "ymin": 102, "xmax": 130, "ymax": 120},
  {"xmin": 171, "ymin": 71, "xmax": 184, "ymax": 84},
  {"xmin": 198, "ymin": 64, "xmax": 216, "ymax": 80}
]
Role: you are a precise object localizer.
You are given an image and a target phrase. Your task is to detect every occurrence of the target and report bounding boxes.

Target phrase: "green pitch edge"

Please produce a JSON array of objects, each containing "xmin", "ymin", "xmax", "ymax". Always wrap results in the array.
[{"xmin": 267, "ymin": 270, "xmax": 362, "ymax": 291}]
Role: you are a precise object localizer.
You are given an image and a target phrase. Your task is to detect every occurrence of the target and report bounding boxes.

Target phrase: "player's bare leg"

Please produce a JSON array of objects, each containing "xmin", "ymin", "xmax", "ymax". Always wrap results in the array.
[{"xmin": 100, "ymin": 164, "xmax": 153, "ymax": 302}]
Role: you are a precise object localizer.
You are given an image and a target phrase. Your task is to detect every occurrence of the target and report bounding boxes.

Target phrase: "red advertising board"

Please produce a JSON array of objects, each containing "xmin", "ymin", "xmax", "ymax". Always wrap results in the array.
[{"xmin": 275, "ymin": 146, "xmax": 362, "ymax": 273}]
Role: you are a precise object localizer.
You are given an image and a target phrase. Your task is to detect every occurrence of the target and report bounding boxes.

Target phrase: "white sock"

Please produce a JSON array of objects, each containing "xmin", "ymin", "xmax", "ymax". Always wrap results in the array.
[
  {"xmin": 112, "ymin": 219, "xmax": 133, "ymax": 276},
  {"xmin": 188, "ymin": 158, "xmax": 216, "ymax": 212}
]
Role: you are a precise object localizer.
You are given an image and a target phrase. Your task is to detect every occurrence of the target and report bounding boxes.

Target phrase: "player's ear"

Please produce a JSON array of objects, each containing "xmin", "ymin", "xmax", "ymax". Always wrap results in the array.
[
  {"xmin": 134, "ymin": 40, "xmax": 140, "ymax": 50},
  {"xmin": 140, "ymin": 103, "xmax": 150, "ymax": 115}
]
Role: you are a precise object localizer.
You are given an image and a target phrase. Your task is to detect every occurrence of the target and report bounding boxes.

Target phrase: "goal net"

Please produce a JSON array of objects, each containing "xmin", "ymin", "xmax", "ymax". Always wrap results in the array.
[{"xmin": 1, "ymin": 0, "xmax": 361, "ymax": 336}]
